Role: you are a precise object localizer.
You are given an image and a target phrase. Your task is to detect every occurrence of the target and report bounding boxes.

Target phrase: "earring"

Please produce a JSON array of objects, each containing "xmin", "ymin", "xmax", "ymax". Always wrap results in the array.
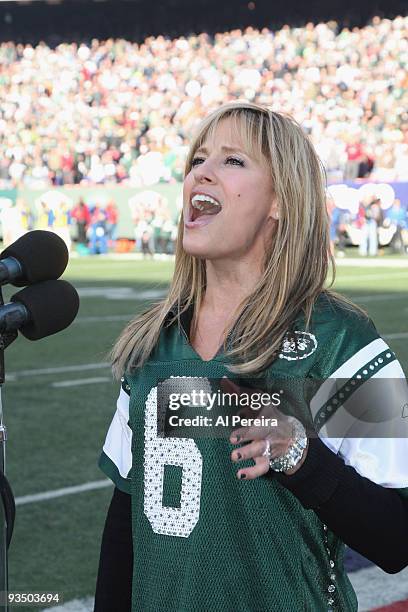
[{"xmin": 273, "ymin": 211, "xmax": 279, "ymax": 220}]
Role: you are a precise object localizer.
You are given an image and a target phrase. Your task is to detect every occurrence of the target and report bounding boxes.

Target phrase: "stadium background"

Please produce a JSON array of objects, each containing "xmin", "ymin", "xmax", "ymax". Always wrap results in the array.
[{"xmin": 0, "ymin": 0, "xmax": 407, "ymax": 610}]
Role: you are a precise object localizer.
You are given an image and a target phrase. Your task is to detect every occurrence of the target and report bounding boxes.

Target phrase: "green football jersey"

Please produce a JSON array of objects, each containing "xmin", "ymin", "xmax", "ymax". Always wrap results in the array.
[{"xmin": 99, "ymin": 293, "xmax": 408, "ymax": 611}]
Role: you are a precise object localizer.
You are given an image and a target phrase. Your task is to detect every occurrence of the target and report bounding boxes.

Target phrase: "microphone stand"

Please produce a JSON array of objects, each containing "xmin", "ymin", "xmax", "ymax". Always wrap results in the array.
[{"xmin": 0, "ymin": 286, "xmax": 17, "ymax": 612}]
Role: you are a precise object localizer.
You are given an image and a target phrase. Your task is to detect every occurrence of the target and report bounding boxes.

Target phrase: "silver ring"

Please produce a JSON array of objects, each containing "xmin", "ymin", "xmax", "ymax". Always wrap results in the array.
[{"xmin": 262, "ymin": 439, "xmax": 271, "ymax": 458}]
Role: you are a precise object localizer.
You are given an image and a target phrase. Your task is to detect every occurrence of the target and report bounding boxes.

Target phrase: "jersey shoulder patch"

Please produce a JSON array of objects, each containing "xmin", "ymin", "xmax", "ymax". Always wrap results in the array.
[{"xmin": 279, "ymin": 331, "xmax": 317, "ymax": 361}]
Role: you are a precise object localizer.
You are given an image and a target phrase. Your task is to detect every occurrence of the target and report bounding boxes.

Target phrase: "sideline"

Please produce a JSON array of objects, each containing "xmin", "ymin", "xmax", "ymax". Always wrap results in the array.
[
  {"xmin": 335, "ymin": 257, "xmax": 408, "ymax": 268},
  {"xmin": 337, "ymin": 272, "xmax": 408, "ymax": 282}
]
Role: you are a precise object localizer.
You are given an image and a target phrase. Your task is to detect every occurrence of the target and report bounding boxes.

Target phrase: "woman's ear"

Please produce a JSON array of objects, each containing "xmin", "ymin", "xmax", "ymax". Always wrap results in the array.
[
  {"xmin": 269, "ymin": 206, "xmax": 279, "ymax": 221},
  {"xmin": 268, "ymin": 196, "xmax": 279, "ymax": 221}
]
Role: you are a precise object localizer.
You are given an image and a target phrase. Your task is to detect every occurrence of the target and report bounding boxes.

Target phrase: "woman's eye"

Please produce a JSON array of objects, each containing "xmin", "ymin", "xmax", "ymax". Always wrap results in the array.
[
  {"xmin": 191, "ymin": 157, "xmax": 205, "ymax": 167},
  {"xmin": 226, "ymin": 157, "xmax": 244, "ymax": 166},
  {"xmin": 191, "ymin": 156, "xmax": 244, "ymax": 168}
]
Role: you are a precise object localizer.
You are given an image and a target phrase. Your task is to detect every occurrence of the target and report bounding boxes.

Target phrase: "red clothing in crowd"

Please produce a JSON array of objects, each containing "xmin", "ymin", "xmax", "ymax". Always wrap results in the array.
[
  {"xmin": 105, "ymin": 202, "xmax": 119, "ymax": 225},
  {"xmin": 71, "ymin": 202, "xmax": 91, "ymax": 225},
  {"xmin": 346, "ymin": 142, "xmax": 364, "ymax": 161}
]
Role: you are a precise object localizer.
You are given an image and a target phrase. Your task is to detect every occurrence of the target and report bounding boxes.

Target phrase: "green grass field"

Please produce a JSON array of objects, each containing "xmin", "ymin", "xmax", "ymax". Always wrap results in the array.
[{"xmin": 2, "ymin": 256, "xmax": 408, "ymax": 610}]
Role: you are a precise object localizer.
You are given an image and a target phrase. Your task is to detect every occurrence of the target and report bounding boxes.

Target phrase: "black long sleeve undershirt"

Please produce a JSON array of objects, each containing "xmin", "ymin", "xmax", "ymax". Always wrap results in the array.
[
  {"xmin": 274, "ymin": 436, "xmax": 408, "ymax": 574},
  {"xmin": 94, "ymin": 488, "xmax": 133, "ymax": 612}
]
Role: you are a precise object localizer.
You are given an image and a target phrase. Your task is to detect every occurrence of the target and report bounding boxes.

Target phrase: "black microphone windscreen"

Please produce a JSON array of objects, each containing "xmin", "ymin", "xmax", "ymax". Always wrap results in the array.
[
  {"xmin": 11, "ymin": 280, "xmax": 79, "ymax": 340},
  {"xmin": 0, "ymin": 230, "xmax": 69, "ymax": 286}
]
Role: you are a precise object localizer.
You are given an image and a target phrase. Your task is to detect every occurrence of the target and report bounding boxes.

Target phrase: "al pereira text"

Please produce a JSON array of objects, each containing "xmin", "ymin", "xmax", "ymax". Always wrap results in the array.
[{"xmin": 167, "ymin": 415, "xmax": 279, "ymax": 428}]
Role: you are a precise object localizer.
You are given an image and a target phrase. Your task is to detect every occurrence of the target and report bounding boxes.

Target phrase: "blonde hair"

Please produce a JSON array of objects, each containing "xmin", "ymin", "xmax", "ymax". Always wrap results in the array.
[{"xmin": 111, "ymin": 101, "xmax": 364, "ymax": 378}]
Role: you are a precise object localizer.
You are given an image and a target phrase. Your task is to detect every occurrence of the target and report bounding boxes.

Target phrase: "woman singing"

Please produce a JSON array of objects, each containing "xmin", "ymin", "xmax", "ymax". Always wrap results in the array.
[{"xmin": 95, "ymin": 102, "xmax": 408, "ymax": 612}]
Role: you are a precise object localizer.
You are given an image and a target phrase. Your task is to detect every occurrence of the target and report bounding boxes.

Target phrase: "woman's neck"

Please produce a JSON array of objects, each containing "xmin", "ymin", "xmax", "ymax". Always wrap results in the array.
[{"xmin": 202, "ymin": 258, "xmax": 262, "ymax": 317}]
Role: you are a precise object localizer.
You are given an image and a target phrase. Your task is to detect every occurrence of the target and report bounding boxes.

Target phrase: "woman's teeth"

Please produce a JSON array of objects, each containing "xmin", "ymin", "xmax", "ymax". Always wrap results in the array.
[
  {"xmin": 190, "ymin": 194, "xmax": 222, "ymax": 218},
  {"xmin": 192, "ymin": 193, "xmax": 221, "ymax": 206}
]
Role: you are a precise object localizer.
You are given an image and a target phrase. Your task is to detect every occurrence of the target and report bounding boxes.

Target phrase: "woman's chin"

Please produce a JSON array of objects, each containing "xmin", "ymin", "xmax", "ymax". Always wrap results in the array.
[
  {"xmin": 182, "ymin": 237, "xmax": 217, "ymax": 259},
  {"xmin": 182, "ymin": 244, "xmax": 209, "ymax": 259}
]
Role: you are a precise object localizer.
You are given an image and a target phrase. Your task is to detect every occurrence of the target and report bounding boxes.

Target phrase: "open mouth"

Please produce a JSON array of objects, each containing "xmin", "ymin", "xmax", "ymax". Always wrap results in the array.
[{"xmin": 188, "ymin": 194, "xmax": 222, "ymax": 223}]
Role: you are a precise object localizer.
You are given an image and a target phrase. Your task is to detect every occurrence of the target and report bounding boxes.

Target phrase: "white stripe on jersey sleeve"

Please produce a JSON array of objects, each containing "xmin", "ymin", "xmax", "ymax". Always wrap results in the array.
[
  {"xmin": 311, "ymin": 338, "xmax": 408, "ymax": 488},
  {"xmin": 310, "ymin": 337, "xmax": 390, "ymax": 420},
  {"xmin": 102, "ymin": 386, "xmax": 132, "ymax": 479},
  {"xmin": 325, "ymin": 337, "xmax": 390, "ymax": 380}
]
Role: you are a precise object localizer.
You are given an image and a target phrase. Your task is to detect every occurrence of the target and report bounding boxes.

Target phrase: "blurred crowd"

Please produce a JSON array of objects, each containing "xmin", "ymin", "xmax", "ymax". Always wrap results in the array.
[
  {"xmin": 129, "ymin": 193, "xmax": 177, "ymax": 257},
  {"xmin": 330, "ymin": 196, "xmax": 408, "ymax": 256},
  {"xmin": 0, "ymin": 195, "xmax": 121, "ymax": 254},
  {"xmin": 1, "ymin": 190, "xmax": 406, "ymax": 257},
  {"xmin": 70, "ymin": 198, "xmax": 119, "ymax": 254},
  {"xmin": 0, "ymin": 15, "xmax": 407, "ymax": 187},
  {"xmin": 0, "ymin": 192, "xmax": 179, "ymax": 256}
]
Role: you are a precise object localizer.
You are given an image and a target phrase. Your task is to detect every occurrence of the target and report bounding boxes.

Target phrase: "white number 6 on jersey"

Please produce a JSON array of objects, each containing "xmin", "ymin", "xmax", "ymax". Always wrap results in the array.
[{"xmin": 143, "ymin": 384, "xmax": 203, "ymax": 538}]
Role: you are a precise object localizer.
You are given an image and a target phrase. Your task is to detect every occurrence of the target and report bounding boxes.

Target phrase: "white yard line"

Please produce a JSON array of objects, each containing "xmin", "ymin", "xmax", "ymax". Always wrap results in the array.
[
  {"xmin": 6, "ymin": 362, "xmax": 109, "ymax": 381},
  {"xmin": 15, "ymin": 479, "xmax": 113, "ymax": 507},
  {"xmin": 353, "ymin": 293, "xmax": 407, "ymax": 303},
  {"xmin": 51, "ymin": 377, "xmax": 111, "ymax": 388},
  {"xmin": 75, "ymin": 314, "xmax": 132, "ymax": 323},
  {"xmin": 384, "ymin": 332, "xmax": 408, "ymax": 340},
  {"xmin": 77, "ymin": 287, "xmax": 167, "ymax": 300}
]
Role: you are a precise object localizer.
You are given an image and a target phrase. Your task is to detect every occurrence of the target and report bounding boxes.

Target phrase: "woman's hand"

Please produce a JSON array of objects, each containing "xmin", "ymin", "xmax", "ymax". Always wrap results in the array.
[{"xmin": 221, "ymin": 378, "xmax": 309, "ymax": 479}]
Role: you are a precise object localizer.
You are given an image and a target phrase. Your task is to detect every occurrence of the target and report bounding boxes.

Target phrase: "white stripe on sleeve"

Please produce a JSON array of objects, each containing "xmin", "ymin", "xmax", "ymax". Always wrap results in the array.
[{"xmin": 102, "ymin": 386, "xmax": 132, "ymax": 479}]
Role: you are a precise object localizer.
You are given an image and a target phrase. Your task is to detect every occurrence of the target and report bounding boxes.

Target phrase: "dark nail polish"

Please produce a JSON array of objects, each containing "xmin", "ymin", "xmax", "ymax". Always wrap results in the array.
[
  {"xmin": 239, "ymin": 473, "xmax": 246, "ymax": 479},
  {"xmin": 236, "ymin": 453, "xmax": 242, "ymax": 460}
]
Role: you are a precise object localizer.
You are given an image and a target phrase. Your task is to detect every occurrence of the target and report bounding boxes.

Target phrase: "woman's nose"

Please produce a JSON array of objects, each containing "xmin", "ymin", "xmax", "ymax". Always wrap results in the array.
[{"xmin": 193, "ymin": 160, "xmax": 216, "ymax": 183}]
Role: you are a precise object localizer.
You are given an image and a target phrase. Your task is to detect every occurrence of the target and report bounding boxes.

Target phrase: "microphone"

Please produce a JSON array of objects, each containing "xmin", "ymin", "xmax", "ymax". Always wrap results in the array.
[
  {"xmin": 0, "ymin": 231, "xmax": 69, "ymax": 287},
  {"xmin": 0, "ymin": 280, "xmax": 79, "ymax": 340}
]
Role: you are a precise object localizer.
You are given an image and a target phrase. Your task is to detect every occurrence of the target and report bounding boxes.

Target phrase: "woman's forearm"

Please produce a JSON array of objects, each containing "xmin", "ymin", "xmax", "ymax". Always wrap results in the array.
[{"xmin": 274, "ymin": 436, "xmax": 408, "ymax": 574}]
